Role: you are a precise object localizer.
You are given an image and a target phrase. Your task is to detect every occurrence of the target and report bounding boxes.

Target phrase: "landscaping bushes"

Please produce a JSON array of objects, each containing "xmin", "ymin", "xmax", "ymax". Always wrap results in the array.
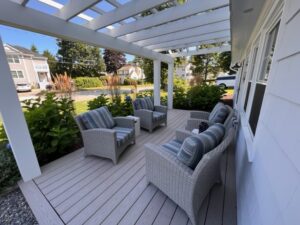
[
  {"xmin": 22, "ymin": 93, "xmax": 80, "ymax": 164},
  {"xmin": 173, "ymin": 84, "xmax": 225, "ymax": 110},
  {"xmin": 74, "ymin": 77, "xmax": 103, "ymax": 89},
  {"xmin": 88, "ymin": 94, "xmax": 133, "ymax": 117}
]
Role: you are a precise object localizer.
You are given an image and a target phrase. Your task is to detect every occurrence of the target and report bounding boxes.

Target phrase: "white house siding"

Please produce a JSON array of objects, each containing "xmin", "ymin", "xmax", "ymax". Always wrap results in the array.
[{"xmin": 235, "ymin": 0, "xmax": 300, "ymax": 225}]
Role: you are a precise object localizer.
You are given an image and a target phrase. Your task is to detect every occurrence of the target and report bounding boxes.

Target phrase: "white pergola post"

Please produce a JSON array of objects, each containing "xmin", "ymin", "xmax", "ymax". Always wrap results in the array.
[
  {"xmin": 167, "ymin": 62, "xmax": 174, "ymax": 109},
  {"xmin": 0, "ymin": 37, "xmax": 41, "ymax": 182},
  {"xmin": 153, "ymin": 60, "xmax": 161, "ymax": 105}
]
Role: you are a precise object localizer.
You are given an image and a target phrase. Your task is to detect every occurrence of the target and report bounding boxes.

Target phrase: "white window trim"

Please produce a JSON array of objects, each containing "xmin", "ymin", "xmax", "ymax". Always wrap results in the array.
[
  {"xmin": 11, "ymin": 70, "xmax": 25, "ymax": 79},
  {"xmin": 7, "ymin": 54, "xmax": 20, "ymax": 64},
  {"xmin": 238, "ymin": 0, "xmax": 283, "ymax": 162}
]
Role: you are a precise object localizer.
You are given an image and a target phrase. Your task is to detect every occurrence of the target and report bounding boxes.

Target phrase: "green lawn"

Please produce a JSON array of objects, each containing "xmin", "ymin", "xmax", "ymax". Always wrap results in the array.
[
  {"xmin": 74, "ymin": 100, "xmax": 89, "ymax": 115},
  {"xmin": 79, "ymin": 84, "xmax": 153, "ymax": 91}
]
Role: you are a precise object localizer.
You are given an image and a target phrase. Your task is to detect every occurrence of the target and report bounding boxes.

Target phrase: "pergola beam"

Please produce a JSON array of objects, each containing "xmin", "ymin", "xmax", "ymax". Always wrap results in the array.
[
  {"xmin": 170, "ymin": 45, "xmax": 231, "ymax": 57},
  {"xmin": 87, "ymin": 0, "xmax": 168, "ymax": 30},
  {"xmin": 121, "ymin": 7, "xmax": 229, "ymax": 42},
  {"xmin": 147, "ymin": 30, "xmax": 230, "ymax": 50},
  {"xmin": 0, "ymin": 0, "xmax": 173, "ymax": 63},
  {"xmin": 134, "ymin": 20, "xmax": 230, "ymax": 47},
  {"xmin": 154, "ymin": 37, "xmax": 231, "ymax": 52},
  {"xmin": 56, "ymin": 0, "xmax": 101, "ymax": 21},
  {"xmin": 108, "ymin": 0, "xmax": 229, "ymax": 37}
]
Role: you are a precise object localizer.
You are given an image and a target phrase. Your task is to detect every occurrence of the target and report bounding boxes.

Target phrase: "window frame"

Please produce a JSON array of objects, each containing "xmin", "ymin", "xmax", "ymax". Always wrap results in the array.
[
  {"xmin": 7, "ymin": 55, "xmax": 20, "ymax": 64},
  {"xmin": 11, "ymin": 70, "xmax": 24, "ymax": 79}
]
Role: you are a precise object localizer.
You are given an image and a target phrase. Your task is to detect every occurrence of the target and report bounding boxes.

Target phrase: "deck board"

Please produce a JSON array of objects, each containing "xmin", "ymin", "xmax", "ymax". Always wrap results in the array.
[{"xmin": 19, "ymin": 109, "xmax": 237, "ymax": 225}]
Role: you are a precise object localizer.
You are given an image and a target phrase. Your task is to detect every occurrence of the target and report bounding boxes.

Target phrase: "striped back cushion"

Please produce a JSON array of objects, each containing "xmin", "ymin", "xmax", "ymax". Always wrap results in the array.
[
  {"xmin": 209, "ymin": 104, "xmax": 229, "ymax": 124},
  {"xmin": 139, "ymin": 98, "xmax": 148, "ymax": 110},
  {"xmin": 177, "ymin": 123, "xmax": 225, "ymax": 169},
  {"xmin": 95, "ymin": 106, "xmax": 115, "ymax": 129},
  {"xmin": 177, "ymin": 136, "xmax": 205, "ymax": 169},
  {"xmin": 208, "ymin": 102, "xmax": 224, "ymax": 121},
  {"xmin": 133, "ymin": 99, "xmax": 141, "ymax": 110},
  {"xmin": 144, "ymin": 97, "xmax": 154, "ymax": 110}
]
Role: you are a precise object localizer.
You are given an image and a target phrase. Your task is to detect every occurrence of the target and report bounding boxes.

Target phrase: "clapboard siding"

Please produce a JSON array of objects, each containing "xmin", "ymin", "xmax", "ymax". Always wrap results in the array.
[{"xmin": 235, "ymin": 0, "xmax": 300, "ymax": 225}]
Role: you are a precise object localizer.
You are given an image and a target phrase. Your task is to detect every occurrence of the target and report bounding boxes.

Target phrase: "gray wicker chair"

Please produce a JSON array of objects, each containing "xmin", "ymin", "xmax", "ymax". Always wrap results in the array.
[
  {"xmin": 133, "ymin": 97, "xmax": 167, "ymax": 132},
  {"xmin": 186, "ymin": 103, "xmax": 234, "ymax": 132},
  {"xmin": 75, "ymin": 107, "xmax": 135, "ymax": 164},
  {"xmin": 144, "ymin": 127, "xmax": 235, "ymax": 225}
]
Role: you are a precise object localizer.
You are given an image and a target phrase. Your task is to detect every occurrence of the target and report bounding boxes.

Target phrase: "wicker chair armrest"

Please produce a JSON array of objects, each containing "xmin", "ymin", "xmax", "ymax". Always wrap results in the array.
[
  {"xmin": 82, "ymin": 128, "xmax": 116, "ymax": 143},
  {"xmin": 190, "ymin": 111, "xmax": 210, "ymax": 120},
  {"xmin": 175, "ymin": 129, "xmax": 194, "ymax": 142},
  {"xmin": 145, "ymin": 143, "xmax": 193, "ymax": 178},
  {"xmin": 134, "ymin": 109, "xmax": 153, "ymax": 119},
  {"xmin": 154, "ymin": 105, "xmax": 168, "ymax": 113},
  {"xmin": 185, "ymin": 119, "xmax": 214, "ymax": 131},
  {"xmin": 114, "ymin": 117, "xmax": 135, "ymax": 128}
]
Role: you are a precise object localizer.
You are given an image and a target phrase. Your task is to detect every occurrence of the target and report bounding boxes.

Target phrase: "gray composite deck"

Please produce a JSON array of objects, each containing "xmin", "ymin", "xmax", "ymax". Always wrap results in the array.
[{"xmin": 19, "ymin": 109, "xmax": 237, "ymax": 225}]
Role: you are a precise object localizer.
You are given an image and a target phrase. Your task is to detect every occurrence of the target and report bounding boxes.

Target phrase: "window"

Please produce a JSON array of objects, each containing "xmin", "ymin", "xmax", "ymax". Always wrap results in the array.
[
  {"xmin": 7, "ymin": 55, "xmax": 20, "ymax": 63},
  {"xmin": 258, "ymin": 23, "xmax": 280, "ymax": 82},
  {"xmin": 244, "ymin": 46, "xmax": 259, "ymax": 111},
  {"xmin": 249, "ymin": 22, "xmax": 280, "ymax": 134},
  {"xmin": 11, "ymin": 70, "xmax": 24, "ymax": 79}
]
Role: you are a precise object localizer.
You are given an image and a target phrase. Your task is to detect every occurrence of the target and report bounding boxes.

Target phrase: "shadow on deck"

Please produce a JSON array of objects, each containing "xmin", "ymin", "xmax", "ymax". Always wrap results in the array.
[{"xmin": 19, "ymin": 109, "xmax": 237, "ymax": 225}]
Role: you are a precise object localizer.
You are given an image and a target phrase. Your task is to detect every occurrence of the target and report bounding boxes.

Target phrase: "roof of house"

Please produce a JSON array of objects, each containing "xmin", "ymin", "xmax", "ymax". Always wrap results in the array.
[{"xmin": 9, "ymin": 44, "xmax": 45, "ymax": 58}]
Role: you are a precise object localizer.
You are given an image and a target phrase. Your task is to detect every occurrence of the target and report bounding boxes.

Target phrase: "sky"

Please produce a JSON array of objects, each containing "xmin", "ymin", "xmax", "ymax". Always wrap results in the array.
[{"xmin": 0, "ymin": 0, "xmax": 135, "ymax": 62}]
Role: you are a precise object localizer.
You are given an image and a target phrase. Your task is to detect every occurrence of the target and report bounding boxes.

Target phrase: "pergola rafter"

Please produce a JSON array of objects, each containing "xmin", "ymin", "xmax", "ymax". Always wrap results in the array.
[
  {"xmin": 169, "ymin": 45, "xmax": 231, "ymax": 57},
  {"xmin": 120, "ymin": 6, "xmax": 230, "ymax": 43},
  {"xmin": 55, "ymin": 0, "xmax": 101, "ymax": 21},
  {"xmin": 107, "ymin": 0, "xmax": 229, "ymax": 37},
  {"xmin": 134, "ymin": 20, "xmax": 230, "ymax": 47},
  {"xmin": 147, "ymin": 30, "xmax": 230, "ymax": 50},
  {"xmin": 86, "ymin": 0, "xmax": 168, "ymax": 30}
]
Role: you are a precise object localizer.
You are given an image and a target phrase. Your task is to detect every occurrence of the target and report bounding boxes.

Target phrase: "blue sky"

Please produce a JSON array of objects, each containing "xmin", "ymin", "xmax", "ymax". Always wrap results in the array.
[{"xmin": 0, "ymin": 25, "xmax": 134, "ymax": 62}]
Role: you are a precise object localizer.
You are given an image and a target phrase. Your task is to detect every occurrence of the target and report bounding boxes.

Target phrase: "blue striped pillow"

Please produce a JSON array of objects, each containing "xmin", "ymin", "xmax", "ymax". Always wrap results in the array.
[
  {"xmin": 209, "ymin": 105, "xmax": 229, "ymax": 124},
  {"xmin": 139, "ymin": 98, "xmax": 148, "ymax": 110},
  {"xmin": 177, "ymin": 123, "xmax": 225, "ymax": 169},
  {"xmin": 95, "ymin": 106, "xmax": 115, "ymax": 129},
  {"xmin": 144, "ymin": 97, "xmax": 154, "ymax": 110},
  {"xmin": 177, "ymin": 136, "xmax": 205, "ymax": 169}
]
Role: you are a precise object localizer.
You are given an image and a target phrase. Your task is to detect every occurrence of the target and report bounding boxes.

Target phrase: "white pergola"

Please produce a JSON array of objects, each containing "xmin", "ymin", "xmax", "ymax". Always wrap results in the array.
[{"xmin": 0, "ymin": 0, "xmax": 231, "ymax": 182}]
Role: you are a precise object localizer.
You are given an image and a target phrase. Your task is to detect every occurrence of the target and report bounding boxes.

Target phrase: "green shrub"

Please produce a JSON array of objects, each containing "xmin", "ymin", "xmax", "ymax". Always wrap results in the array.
[
  {"xmin": 187, "ymin": 85, "xmax": 225, "ymax": 111},
  {"xmin": 173, "ymin": 87, "xmax": 189, "ymax": 109},
  {"xmin": 88, "ymin": 95, "xmax": 133, "ymax": 117},
  {"xmin": 0, "ymin": 143, "xmax": 20, "ymax": 193},
  {"xmin": 22, "ymin": 93, "xmax": 80, "ymax": 164},
  {"xmin": 123, "ymin": 78, "xmax": 137, "ymax": 85},
  {"xmin": 99, "ymin": 76, "xmax": 109, "ymax": 86},
  {"xmin": 74, "ymin": 77, "xmax": 103, "ymax": 89}
]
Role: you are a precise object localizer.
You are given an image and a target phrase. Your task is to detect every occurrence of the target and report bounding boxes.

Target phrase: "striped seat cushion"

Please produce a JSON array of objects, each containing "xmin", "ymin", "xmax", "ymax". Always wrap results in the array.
[
  {"xmin": 177, "ymin": 123, "xmax": 225, "ymax": 169},
  {"xmin": 133, "ymin": 99, "xmax": 141, "ymax": 110},
  {"xmin": 144, "ymin": 97, "xmax": 154, "ymax": 111},
  {"xmin": 139, "ymin": 98, "xmax": 148, "ymax": 110},
  {"xmin": 80, "ymin": 106, "xmax": 115, "ymax": 130},
  {"xmin": 153, "ymin": 111, "xmax": 166, "ymax": 122},
  {"xmin": 208, "ymin": 102, "xmax": 224, "ymax": 121},
  {"xmin": 113, "ymin": 127, "xmax": 134, "ymax": 147},
  {"xmin": 162, "ymin": 139, "xmax": 182, "ymax": 155}
]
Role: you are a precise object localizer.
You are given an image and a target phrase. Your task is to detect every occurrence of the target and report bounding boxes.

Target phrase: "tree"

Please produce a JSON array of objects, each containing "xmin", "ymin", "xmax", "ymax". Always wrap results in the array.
[
  {"xmin": 55, "ymin": 39, "xmax": 106, "ymax": 77},
  {"xmin": 218, "ymin": 51, "xmax": 235, "ymax": 74},
  {"xmin": 103, "ymin": 49, "xmax": 126, "ymax": 74},
  {"xmin": 30, "ymin": 44, "xmax": 38, "ymax": 53},
  {"xmin": 191, "ymin": 53, "xmax": 220, "ymax": 80},
  {"xmin": 43, "ymin": 50, "xmax": 57, "ymax": 75}
]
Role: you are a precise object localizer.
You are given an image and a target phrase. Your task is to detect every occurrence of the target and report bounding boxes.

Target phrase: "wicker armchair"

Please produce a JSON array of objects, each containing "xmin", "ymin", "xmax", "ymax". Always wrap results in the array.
[
  {"xmin": 145, "ymin": 127, "xmax": 235, "ymax": 225},
  {"xmin": 75, "ymin": 107, "xmax": 135, "ymax": 164},
  {"xmin": 186, "ymin": 103, "xmax": 234, "ymax": 131},
  {"xmin": 133, "ymin": 97, "xmax": 167, "ymax": 132}
]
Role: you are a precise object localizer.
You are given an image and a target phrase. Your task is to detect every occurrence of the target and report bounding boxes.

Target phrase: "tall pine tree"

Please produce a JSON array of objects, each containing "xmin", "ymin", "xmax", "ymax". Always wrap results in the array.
[
  {"xmin": 103, "ymin": 49, "xmax": 126, "ymax": 74},
  {"xmin": 55, "ymin": 39, "xmax": 106, "ymax": 77}
]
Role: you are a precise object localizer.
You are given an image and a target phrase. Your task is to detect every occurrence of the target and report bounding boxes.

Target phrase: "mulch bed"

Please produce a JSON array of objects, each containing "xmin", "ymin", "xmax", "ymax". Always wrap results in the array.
[{"xmin": 0, "ymin": 188, "xmax": 38, "ymax": 225}]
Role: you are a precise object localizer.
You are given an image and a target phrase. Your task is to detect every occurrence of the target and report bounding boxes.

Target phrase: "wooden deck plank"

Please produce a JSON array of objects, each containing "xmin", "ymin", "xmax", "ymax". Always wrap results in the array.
[
  {"xmin": 135, "ymin": 190, "xmax": 167, "ymax": 225},
  {"xmin": 152, "ymin": 198, "xmax": 177, "ymax": 225},
  {"xmin": 19, "ymin": 180, "xmax": 64, "ymax": 225},
  {"xmin": 21, "ymin": 110, "xmax": 236, "ymax": 225},
  {"xmin": 170, "ymin": 206, "xmax": 189, "ymax": 225},
  {"xmin": 101, "ymin": 177, "xmax": 149, "ymax": 225},
  {"xmin": 222, "ymin": 144, "xmax": 237, "ymax": 225}
]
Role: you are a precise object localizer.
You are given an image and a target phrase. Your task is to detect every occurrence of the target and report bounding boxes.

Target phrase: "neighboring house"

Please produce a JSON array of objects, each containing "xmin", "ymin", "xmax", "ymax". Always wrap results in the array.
[
  {"xmin": 232, "ymin": 0, "xmax": 300, "ymax": 224},
  {"xmin": 117, "ymin": 64, "xmax": 145, "ymax": 81},
  {"xmin": 4, "ymin": 44, "xmax": 51, "ymax": 89},
  {"xmin": 175, "ymin": 63, "xmax": 193, "ymax": 80}
]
